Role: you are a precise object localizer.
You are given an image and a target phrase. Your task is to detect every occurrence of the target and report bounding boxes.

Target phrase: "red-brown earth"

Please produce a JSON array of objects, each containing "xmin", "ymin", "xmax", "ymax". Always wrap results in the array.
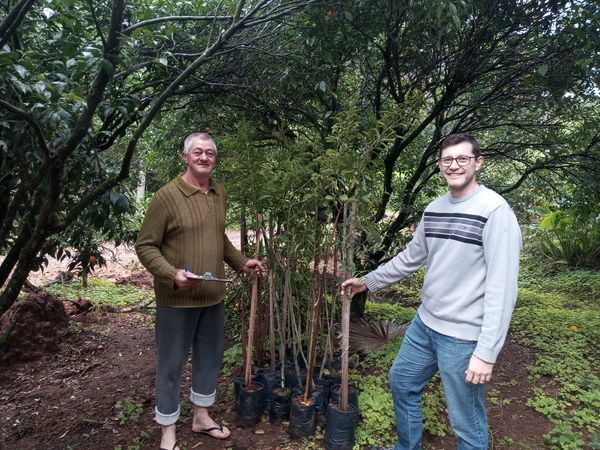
[{"xmin": 0, "ymin": 243, "xmax": 553, "ymax": 449}]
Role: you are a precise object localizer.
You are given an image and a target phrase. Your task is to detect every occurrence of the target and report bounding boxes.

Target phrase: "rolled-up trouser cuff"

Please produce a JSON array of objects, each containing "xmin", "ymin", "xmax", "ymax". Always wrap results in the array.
[
  {"xmin": 155, "ymin": 405, "xmax": 180, "ymax": 426},
  {"xmin": 190, "ymin": 389, "xmax": 216, "ymax": 407}
]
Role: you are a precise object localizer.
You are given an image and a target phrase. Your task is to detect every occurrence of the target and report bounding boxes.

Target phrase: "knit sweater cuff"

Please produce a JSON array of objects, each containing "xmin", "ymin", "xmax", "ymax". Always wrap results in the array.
[
  {"xmin": 473, "ymin": 343, "xmax": 498, "ymax": 364},
  {"xmin": 166, "ymin": 268, "xmax": 178, "ymax": 290},
  {"xmin": 362, "ymin": 273, "xmax": 382, "ymax": 293}
]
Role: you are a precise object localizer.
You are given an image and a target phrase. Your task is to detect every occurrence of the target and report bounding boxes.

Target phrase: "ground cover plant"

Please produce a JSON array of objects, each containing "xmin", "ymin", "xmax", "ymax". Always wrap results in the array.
[
  {"xmin": 515, "ymin": 255, "xmax": 600, "ymax": 449},
  {"xmin": 44, "ymin": 278, "xmax": 148, "ymax": 309},
  {"xmin": 348, "ymin": 253, "xmax": 600, "ymax": 449}
]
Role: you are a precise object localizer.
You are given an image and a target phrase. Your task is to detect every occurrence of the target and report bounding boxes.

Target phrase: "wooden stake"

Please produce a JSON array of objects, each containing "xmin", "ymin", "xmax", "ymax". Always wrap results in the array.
[
  {"xmin": 267, "ymin": 213, "xmax": 276, "ymax": 372},
  {"xmin": 340, "ymin": 202, "xmax": 356, "ymax": 411},
  {"xmin": 244, "ymin": 213, "xmax": 262, "ymax": 387}
]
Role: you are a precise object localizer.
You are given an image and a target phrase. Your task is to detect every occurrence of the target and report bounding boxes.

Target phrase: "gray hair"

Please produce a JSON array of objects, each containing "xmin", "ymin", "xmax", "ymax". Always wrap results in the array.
[{"xmin": 183, "ymin": 132, "xmax": 217, "ymax": 154}]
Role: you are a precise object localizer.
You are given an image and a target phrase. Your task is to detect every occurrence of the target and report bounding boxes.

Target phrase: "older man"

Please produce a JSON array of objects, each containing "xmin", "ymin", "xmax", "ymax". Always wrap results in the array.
[
  {"xmin": 343, "ymin": 134, "xmax": 521, "ymax": 449},
  {"xmin": 136, "ymin": 132, "xmax": 263, "ymax": 450}
]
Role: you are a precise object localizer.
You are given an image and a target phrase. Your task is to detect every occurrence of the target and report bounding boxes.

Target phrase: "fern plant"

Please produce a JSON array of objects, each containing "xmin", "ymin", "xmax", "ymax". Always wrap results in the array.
[{"xmin": 536, "ymin": 211, "xmax": 600, "ymax": 268}]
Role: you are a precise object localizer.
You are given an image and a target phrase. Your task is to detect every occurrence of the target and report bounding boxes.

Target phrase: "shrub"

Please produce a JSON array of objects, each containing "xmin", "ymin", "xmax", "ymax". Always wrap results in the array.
[{"xmin": 534, "ymin": 211, "xmax": 600, "ymax": 268}]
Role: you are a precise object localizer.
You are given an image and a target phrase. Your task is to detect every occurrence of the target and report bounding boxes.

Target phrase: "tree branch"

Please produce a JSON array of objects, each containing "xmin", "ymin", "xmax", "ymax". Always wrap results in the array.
[
  {"xmin": 0, "ymin": 99, "xmax": 51, "ymax": 157},
  {"xmin": 55, "ymin": 0, "xmax": 125, "ymax": 160},
  {"xmin": 87, "ymin": 0, "xmax": 107, "ymax": 48},
  {"xmin": 0, "ymin": 0, "xmax": 37, "ymax": 49},
  {"xmin": 55, "ymin": 0, "xmax": 281, "ymax": 232},
  {"xmin": 122, "ymin": 15, "xmax": 234, "ymax": 35}
]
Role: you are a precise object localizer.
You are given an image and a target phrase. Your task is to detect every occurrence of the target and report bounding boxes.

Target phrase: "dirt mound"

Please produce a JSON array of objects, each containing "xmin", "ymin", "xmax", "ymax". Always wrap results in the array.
[
  {"xmin": 114, "ymin": 270, "xmax": 154, "ymax": 289},
  {"xmin": 0, "ymin": 291, "xmax": 68, "ymax": 365}
]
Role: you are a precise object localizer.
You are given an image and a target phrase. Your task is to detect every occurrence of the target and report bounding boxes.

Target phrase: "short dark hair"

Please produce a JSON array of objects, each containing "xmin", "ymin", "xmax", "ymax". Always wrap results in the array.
[{"xmin": 439, "ymin": 134, "xmax": 481, "ymax": 158}]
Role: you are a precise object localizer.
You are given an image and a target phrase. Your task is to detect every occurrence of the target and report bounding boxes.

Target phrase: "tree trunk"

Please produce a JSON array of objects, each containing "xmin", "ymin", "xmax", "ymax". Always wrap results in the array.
[{"xmin": 136, "ymin": 160, "xmax": 146, "ymax": 201}]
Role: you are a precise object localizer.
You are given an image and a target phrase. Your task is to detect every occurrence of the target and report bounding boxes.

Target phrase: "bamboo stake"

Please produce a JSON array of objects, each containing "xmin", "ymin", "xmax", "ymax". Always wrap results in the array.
[
  {"xmin": 255, "ymin": 275, "xmax": 265, "ymax": 368},
  {"xmin": 259, "ymin": 217, "xmax": 289, "ymax": 388},
  {"xmin": 240, "ymin": 210, "xmax": 248, "ymax": 370},
  {"xmin": 289, "ymin": 294, "xmax": 305, "ymax": 392},
  {"xmin": 243, "ymin": 213, "xmax": 262, "ymax": 387},
  {"xmin": 282, "ymin": 266, "xmax": 291, "ymax": 383},
  {"xmin": 319, "ymin": 208, "xmax": 342, "ymax": 378},
  {"xmin": 267, "ymin": 213, "xmax": 276, "ymax": 372},
  {"xmin": 340, "ymin": 202, "xmax": 356, "ymax": 411}
]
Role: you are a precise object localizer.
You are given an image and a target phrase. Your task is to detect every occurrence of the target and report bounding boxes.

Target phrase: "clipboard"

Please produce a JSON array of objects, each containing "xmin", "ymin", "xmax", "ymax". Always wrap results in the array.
[{"xmin": 185, "ymin": 271, "xmax": 233, "ymax": 283}]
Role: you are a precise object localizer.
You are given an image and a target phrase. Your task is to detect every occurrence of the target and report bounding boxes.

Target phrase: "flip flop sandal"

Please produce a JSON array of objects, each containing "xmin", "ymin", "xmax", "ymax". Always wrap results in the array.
[
  {"xmin": 159, "ymin": 441, "xmax": 179, "ymax": 450},
  {"xmin": 192, "ymin": 424, "xmax": 230, "ymax": 440}
]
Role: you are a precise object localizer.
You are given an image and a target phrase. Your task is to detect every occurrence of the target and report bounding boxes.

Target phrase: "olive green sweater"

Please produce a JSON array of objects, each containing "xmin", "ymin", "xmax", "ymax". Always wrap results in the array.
[{"xmin": 135, "ymin": 175, "xmax": 247, "ymax": 307}]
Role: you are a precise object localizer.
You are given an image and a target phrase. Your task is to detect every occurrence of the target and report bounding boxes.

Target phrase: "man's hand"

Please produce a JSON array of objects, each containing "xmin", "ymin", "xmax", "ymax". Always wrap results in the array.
[
  {"xmin": 243, "ymin": 259, "xmax": 264, "ymax": 276},
  {"xmin": 340, "ymin": 277, "xmax": 368, "ymax": 298},
  {"xmin": 465, "ymin": 354, "xmax": 494, "ymax": 384},
  {"xmin": 174, "ymin": 269, "xmax": 199, "ymax": 290}
]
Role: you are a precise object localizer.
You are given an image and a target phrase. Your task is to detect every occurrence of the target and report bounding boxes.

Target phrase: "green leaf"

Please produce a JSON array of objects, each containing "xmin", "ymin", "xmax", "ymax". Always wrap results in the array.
[
  {"xmin": 34, "ymin": 81, "xmax": 46, "ymax": 94},
  {"xmin": 539, "ymin": 212, "xmax": 558, "ymax": 230},
  {"xmin": 452, "ymin": 15, "xmax": 461, "ymax": 30},
  {"xmin": 13, "ymin": 64, "xmax": 29, "ymax": 78},
  {"xmin": 100, "ymin": 59, "xmax": 115, "ymax": 78},
  {"xmin": 10, "ymin": 76, "xmax": 30, "ymax": 93},
  {"xmin": 538, "ymin": 64, "xmax": 549, "ymax": 76}
]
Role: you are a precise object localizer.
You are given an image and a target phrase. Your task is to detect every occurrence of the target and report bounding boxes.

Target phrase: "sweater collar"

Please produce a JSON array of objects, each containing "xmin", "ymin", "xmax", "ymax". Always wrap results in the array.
[
  {"xmin": 448, "ymin": 184, "xmax": 486, "ymax": 203},
  {"xmin": 175, "ymin": 174, "xmax": 218, "ymax": 197}
]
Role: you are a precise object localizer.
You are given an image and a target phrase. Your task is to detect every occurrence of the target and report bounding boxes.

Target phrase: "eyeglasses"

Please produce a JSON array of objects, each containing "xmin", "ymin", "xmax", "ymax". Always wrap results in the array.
[{"xmin": 439, "ymin": 155, "xmax": 477, "ymax": 167}]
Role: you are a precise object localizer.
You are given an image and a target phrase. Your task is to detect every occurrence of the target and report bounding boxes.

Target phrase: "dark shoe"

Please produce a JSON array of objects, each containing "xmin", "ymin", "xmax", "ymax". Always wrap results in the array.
[{"xmin": 192, "ymin": 424, "xmax": 230, "ymax": 440}]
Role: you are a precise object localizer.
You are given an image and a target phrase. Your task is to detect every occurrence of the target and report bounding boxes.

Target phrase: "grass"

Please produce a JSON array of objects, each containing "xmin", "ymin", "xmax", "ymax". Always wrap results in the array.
[{"xmin": 45, "ymin": 277, "xmax": 150, "ymax": 308}]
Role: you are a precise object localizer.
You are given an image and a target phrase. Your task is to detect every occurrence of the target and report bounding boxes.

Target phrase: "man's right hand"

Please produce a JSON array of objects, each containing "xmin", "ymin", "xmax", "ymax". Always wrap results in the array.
[
  {"xmin": 174, "ymin": 269, "xmax": 200, "ymax": 290},
  {"xmin": 340, "ymin": 277, "xmax": 368, "ymax": 298}
]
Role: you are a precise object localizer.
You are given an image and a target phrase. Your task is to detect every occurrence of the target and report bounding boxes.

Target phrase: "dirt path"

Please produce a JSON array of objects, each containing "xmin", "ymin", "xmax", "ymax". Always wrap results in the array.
[
  {"xmin": 24, "ymin": 230, "xmax": 242, "ymax": 286},
  {"xmin": 0, "ymin": 305, "xmax": 551, "ymax": 450},
  {"xmin": 0, "ymin": 232, "xmax": 554, "ymax": 449},
  {"xmin": 0, "ymin": 310, "xmax": 292, "ymax": 450}
]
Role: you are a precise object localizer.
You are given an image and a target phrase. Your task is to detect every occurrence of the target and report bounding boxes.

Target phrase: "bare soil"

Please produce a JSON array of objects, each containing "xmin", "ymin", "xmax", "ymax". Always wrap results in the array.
[{"xmin": 0, "ymin": 243, "xmax": 553, "ymax": 449}]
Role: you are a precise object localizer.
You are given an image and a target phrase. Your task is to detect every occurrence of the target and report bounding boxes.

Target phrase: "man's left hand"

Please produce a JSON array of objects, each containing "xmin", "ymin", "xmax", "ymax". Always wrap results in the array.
[
  {"xmin": 465, "ymin": 355, "xmax": 494, "ymax": 384},
  {"xmin": 243, "ymin": 259, "xmax": 264, "ymax": 276}
]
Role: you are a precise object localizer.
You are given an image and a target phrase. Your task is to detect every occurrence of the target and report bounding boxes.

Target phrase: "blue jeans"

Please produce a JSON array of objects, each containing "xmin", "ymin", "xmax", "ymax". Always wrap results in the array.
[{"xmin": 390, "ymin": 314, "xmax": 488, "ymax": 450}]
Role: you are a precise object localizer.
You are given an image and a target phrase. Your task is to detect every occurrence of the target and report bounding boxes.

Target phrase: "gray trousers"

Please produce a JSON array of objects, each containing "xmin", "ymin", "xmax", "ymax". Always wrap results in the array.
[{"xmin": 154, "ymin": 302, "xmax": 225, "ymax": 425}]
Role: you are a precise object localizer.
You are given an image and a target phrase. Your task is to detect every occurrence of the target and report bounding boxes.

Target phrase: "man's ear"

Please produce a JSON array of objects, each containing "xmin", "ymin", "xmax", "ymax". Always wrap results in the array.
[{"xmin": 475, "ymin": 155, "xmax": 484, "ymax": 171}]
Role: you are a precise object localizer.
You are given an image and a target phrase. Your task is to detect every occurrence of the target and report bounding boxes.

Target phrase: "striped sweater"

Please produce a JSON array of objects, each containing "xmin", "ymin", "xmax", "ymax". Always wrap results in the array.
[
  {"xmin": 363, "ymin": 185, "xmax": 521, "ymax": 363},
  {"xmin": 135, "ymin": 175, "xmax": 247, "ymax": 308}
]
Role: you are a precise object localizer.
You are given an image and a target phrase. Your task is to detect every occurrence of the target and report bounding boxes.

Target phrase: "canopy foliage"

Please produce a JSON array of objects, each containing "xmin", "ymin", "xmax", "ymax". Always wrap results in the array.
[{"xmin": 1, "ymin": 0, "xmax": 599, "ymax": 317}]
